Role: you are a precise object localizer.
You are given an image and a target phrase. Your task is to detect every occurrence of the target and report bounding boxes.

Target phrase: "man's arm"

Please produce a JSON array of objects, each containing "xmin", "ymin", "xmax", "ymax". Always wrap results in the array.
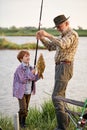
[{"xmin": 36, "ymin": 30, "xmax": 56, "ymax": 51}]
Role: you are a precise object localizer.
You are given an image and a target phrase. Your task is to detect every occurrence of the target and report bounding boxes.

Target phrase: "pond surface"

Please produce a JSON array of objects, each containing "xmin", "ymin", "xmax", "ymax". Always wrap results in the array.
[{"xmin": 0, "ymin": 37, "xmax": 87, "ymax": 117}]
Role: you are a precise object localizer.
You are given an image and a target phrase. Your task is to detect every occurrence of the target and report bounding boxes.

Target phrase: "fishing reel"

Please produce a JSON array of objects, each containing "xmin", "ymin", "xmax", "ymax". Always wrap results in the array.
[{"xmin": 77, "ymin": 114, "xmax": 87, "ymax": 129}]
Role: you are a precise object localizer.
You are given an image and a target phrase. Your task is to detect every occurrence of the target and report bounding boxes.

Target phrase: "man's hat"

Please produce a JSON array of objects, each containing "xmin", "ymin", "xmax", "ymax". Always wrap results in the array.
[{"xmin": 53, "ymin": 14, "xmax": 70, "ymax": 28}]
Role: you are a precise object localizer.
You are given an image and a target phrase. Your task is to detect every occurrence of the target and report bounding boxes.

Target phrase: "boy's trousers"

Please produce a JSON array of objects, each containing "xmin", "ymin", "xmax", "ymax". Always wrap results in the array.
[{"xmin": 18, "ymin": 94, "xmax": 31, "ymax": 121}]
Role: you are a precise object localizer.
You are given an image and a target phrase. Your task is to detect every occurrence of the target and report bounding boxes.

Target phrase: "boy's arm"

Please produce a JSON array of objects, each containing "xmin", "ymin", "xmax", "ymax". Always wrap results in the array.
[{"xmin": 17, "ymin": 68, "xmax": 39, "ymax": 83}]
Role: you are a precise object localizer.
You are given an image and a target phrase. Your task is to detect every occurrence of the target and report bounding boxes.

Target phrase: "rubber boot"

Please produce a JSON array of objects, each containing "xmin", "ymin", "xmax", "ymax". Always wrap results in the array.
[
  {"xmin": 20, "ymin": 117, "xmax": 26, "ymax": 128},
  {"xmin": 23, "ymin": 117, "xmax": 26, "ymax": 127},
  {"xmin": 19, "ymin": 115, "xmax": 22, "ymax": 127},
  {"xmin": 19, "ymin": 115, "xmax": 24, "ymax": 128},
  {"xmin": 56, "ymin": 112, "xmax": 70, "ymax": 130}
]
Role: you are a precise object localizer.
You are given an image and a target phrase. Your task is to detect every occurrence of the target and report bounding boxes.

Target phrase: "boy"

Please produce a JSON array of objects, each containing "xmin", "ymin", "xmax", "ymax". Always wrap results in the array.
[{"xmin": 13, "ymin": 50, "xmax": 39, "ymax": 128}]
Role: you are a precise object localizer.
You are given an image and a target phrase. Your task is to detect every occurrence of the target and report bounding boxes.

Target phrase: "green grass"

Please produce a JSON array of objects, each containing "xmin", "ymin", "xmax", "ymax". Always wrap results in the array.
[
  {"xmin": 0, "ymin": 100, "xmax": 87, "ymax": 130},
  {"xmin": 0, "ymin": 38, "xmax": 45, "ymax": 50},
  {"xmin": 0, "ymin": 27, "xmax": 87, "ymax": 36},
  {"xmin": 0, "ymin": 114, "xmax": 14, "ymax": 130},
  {"xmin": 26, "ymin": 100, "xmax": 56, "ymax": 130},
  {"xmin": 74, "ymin": 29, "xmax": 87, "ymax": 37}
]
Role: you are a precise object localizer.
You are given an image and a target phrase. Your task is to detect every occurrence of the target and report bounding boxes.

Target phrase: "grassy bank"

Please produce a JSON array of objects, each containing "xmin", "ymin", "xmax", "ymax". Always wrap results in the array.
[
  {"xmin": 0, "ymin": 38, "xmax": 45, "ymax": 50},
  {"xmin": 0, "ymin": 100, "xmax": 86, "ymax": 130},
  {"xmin": 0, "ymin": 27, "xmax": 87, "ymax": 37},
  {"xmin": 0, "ymin": 114, "xmax": 13, "ymax": 130}
]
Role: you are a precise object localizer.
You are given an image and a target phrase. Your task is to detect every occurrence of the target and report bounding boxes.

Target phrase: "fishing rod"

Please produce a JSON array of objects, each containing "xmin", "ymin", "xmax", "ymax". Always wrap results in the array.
[
  {"xmin": 31, "ymin": 0, "xmax": 43, "ymax": 90},
  {"xmin": 34, "ymin": 0, "xmax": 43, "ymax": 68}
]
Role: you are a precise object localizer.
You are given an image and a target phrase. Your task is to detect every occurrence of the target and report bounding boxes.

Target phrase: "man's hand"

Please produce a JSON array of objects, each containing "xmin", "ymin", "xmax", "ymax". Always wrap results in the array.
[{"xmin": 36, "ymin": 30, "xmax": 51, "ymax": 40}]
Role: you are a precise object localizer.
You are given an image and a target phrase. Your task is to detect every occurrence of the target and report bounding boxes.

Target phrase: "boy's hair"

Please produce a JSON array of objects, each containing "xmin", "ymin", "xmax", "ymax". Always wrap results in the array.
[{"xmin": 17, "ymin": 50, "xmax": 30, "ymax": 62}]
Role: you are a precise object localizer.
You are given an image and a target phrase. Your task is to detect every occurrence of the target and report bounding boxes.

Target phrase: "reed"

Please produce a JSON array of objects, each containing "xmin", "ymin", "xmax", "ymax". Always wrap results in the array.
[
  {"xmin": 0, "ymin": 114, "xmax": 14, "ymax": 130},
  {"xmin": 0, "ymin": 100, "xmax": 86, "ymax": 130},
  {"xmin": 0, "ymin": 38, "xmax": 45, "ymax": 50},
  {"xmin": 0, "ymin": 27, "xmax": 87, "ymax": 36}
]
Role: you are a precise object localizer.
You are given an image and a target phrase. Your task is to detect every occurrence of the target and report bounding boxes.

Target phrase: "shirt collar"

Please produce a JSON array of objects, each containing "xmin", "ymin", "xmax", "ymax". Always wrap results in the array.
[{"xmin": 22, "ymin": 62, "xmax": 29, "ymax": 67}]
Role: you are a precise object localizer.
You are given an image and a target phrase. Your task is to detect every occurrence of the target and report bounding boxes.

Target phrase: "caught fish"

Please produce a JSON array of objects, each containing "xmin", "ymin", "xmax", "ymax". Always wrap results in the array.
[{"xmin": 36, "ymin": 53, "xmax": 45, "ymax": 79}]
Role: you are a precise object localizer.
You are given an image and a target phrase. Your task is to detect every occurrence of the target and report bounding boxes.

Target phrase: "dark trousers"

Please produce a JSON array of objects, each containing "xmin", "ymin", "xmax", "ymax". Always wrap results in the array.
[
  {"xmin": 52, "ymin": 63, "xmax": 73, "ymax": 130},
  {"xmin": 18, "ymin": 94, "xmax": 31, "ymax": 124}
]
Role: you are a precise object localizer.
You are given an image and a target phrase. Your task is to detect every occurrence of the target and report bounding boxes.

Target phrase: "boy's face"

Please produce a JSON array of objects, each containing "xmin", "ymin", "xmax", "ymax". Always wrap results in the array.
[{"xmin": 21, "ymin": 54, "xmax": 30, "ymax": 64}]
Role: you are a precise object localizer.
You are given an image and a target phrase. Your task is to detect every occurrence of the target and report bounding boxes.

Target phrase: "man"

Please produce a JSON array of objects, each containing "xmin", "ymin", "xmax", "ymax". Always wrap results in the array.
[{"xmin": 36, "ymin": 14, "xmax": 79, "ymax": 130}]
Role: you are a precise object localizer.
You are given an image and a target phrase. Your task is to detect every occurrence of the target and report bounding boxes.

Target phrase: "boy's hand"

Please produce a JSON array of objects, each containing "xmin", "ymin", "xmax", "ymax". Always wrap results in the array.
[{"xmin": 32, "ymin": 69, "xmax": 36, "ymax": 75}]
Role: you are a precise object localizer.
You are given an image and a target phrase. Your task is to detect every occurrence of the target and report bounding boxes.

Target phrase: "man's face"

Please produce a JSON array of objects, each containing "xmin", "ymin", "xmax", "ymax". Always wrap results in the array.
[{"xmin": 56, "ymin": 21, "xmax": 67, "ymax": 32}]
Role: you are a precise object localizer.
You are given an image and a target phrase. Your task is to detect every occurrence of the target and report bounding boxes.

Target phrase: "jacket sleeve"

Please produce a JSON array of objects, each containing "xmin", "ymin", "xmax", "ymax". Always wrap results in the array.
[{"xmin": 16, "ymin": 67, "xmax": 39, "ymax": 84}]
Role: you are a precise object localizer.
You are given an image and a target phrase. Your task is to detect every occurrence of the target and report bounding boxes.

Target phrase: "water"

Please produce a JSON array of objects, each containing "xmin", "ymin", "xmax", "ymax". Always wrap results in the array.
[{"xmin": 0, "ymin": 36, "xmax": 87, "ymax": 117}]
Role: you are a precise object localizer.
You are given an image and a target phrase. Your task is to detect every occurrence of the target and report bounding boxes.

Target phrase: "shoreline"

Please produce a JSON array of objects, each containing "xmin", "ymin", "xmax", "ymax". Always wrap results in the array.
[{"xmin": 0, "ymin": 28, "xmax": 87, "ymax": 37}]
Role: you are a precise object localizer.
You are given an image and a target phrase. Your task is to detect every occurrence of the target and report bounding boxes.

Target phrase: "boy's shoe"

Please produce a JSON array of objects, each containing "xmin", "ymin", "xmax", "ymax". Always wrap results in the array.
[
  {"xmin": 20, "ymin": 124, "xmax": 25, "ymax": 128},
  {"xmin": 54, "ymin": 128, "xmax": 63, "ymax": 130},
  {"xmin": 20, "ymin": 117, "xmax": 27, "ymax": 128},
  {"xmin": 20, "ymin": 123, "xmax": 28, "ymax": 128}
]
